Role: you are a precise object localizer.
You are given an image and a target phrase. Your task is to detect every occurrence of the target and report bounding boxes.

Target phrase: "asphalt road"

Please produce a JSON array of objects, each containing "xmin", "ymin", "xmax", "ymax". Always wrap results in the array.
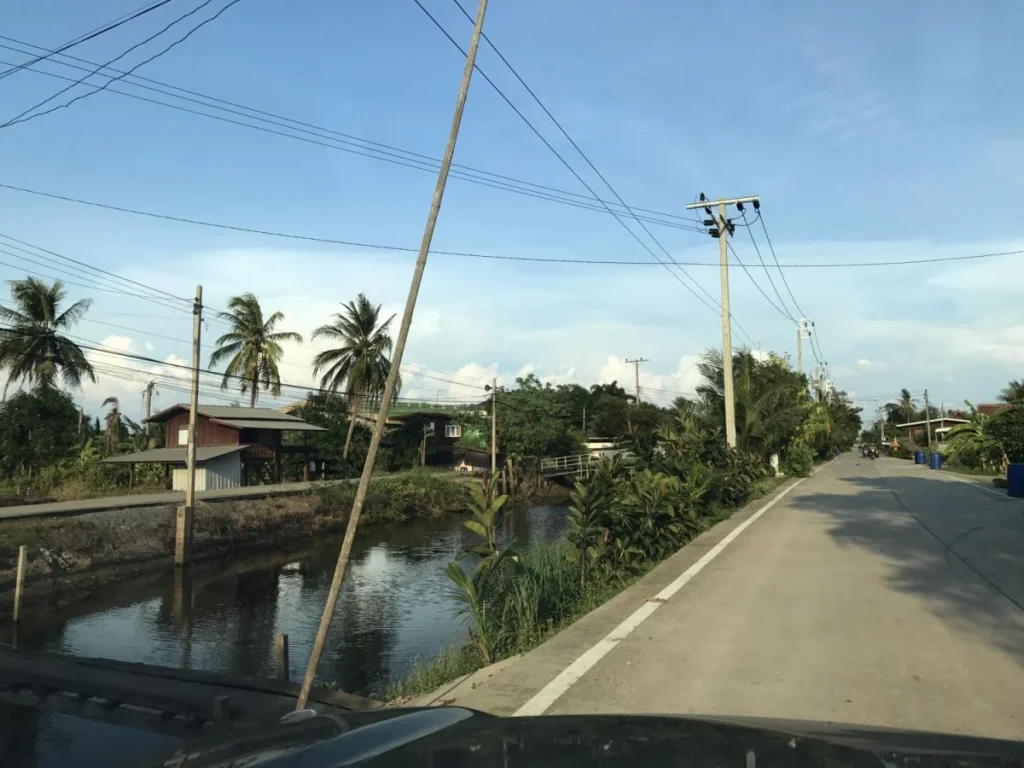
[{"xmin": 443, "ymin": 454, "xmax": 1024, "ymax": 740}]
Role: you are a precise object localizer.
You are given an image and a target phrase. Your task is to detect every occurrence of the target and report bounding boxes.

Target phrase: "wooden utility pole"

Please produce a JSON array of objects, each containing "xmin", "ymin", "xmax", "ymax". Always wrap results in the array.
[
  {"xmin": 685, "ymin": 194, "xmax": 760, "ymax": 448},
  {"xmin": 625, "ymin": 358, "xmax": 648, "ymax": 404},
  {"xmin": 295, "ymin": 0, "xmax": 489, "ymax": 711},
  {"xmin": 924, "ymin": 389, "xmax": 932, "ymax": 449},
  {"xmin": 175, "ymin": 285, "xmax": 202, "ymax": 568}
]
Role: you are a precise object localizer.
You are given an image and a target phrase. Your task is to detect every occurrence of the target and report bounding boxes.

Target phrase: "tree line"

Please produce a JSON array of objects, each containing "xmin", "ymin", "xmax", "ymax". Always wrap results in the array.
[{"xmin": 0, "ymin": 274, "xmax": 862, "ymax": 499}]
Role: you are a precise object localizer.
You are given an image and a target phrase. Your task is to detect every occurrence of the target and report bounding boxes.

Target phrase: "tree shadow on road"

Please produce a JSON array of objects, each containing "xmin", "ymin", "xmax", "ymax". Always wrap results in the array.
[{"xmin": 788, "ymin": 462, "xmax": 1024, "ymax": 668}]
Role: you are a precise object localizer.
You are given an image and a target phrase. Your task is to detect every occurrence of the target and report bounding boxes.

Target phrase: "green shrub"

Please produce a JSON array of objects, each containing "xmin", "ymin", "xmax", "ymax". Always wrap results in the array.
[
  {"xmin": 312, "ymin": 471, "xmax": 469, "ymax": 523},
  {"xmin": 783, "ymin": 444, "xmax": 814, "ymax": 477},
  {"xmin": 894, "ymin": 438, "xmax": 919, "ymax": 460}
]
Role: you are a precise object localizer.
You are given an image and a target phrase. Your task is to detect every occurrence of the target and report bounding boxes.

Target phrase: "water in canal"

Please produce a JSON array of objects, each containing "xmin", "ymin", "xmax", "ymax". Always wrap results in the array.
[{"xmin": 9, "ymin": 504, "xmax": 569, "ymax": 698}]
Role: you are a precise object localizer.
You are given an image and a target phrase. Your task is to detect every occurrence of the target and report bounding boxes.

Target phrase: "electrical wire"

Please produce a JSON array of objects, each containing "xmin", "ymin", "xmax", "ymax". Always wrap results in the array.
[
  {"xmin": 414, "ymin": 0, "xmax": 726, "ymax": 321},
  {"xmin": 738, "ymin": 212, "xmax": 796, "ymax": 320},
  {"xmin": 2, "ymin": 181, "xmax": 1020, "ymax": 270},
  {"xmin": 0, "ymin": 231, "xmax": 190, "ymax": 304},
  {"xmin": 0, "ymin": 248, "xmax": 192, "ymax": 312},
  {"xmin": 0, "ymin": 0, "xmax": 175, "ymax": 81},
  {"xmin": 0, "ymin": 49, "xmax": 700, "ymax": 233},
  {"xmin": 0, "ymin": 36, "xmax": 702, "ymax": 230},
  {"xmin": 750, "ymin": 209, "xmax": 807, "ymax": 318},
  {"xmin": 4, "ymin": 0, "xmax": 247, "ymax": 130},
  {"xmin": 726, "ymin": 240, "xmax": 795, "ymax": 322}
]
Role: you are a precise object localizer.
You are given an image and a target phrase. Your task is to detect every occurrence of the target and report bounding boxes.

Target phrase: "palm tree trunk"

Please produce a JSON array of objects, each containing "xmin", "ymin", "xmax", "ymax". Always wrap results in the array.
[
  {"xmin": 342, "ymin": 392, "xmax": 363, "ymax": 460},
  {"xmin": 250, "ymin": 382, "xmax": 258, "ymax": 408}
]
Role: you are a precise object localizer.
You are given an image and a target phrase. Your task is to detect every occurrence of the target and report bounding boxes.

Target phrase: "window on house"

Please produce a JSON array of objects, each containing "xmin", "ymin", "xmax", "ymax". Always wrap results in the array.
[
  {"xmin": 178, "ymin": 427, "xmax": 189, "ymax": 446},
  {"xmin": 445, "ymin": 423, "xmax": 462, "ymax": 438}
]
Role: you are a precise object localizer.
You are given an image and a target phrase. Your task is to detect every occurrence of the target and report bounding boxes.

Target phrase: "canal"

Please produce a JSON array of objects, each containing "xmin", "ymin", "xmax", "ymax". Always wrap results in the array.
[{"xmin": 8, "ymin": 503, "xmax": 569, "ymax": 698}]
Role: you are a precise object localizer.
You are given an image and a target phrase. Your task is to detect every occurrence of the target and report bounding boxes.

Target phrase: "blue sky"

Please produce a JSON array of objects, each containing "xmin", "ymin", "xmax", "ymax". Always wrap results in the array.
[{"xmin": 1, "ymin": 0, "xmax": 1023, "ymax": 421}]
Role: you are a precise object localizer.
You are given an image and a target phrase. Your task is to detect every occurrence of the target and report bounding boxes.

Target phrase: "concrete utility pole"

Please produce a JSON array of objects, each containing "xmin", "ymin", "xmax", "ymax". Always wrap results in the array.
[
  {"xmin": 625, "ymin": 358, "xmax": 648, "ymax": 404},
  {"xmin": 295, "ymin": 0, "xmax": 489, "ymax": 711},
  {"xmin": 877, "ymin": 401, "xmax": 885, "ymax": 443},
  {"xmin": 176, "ymin": 285, "xmax": 202, "ymax": 568},
  {"xmin": 143, "ymin": 380, "xmax": 158, "ymax": 435},
  {"xmin": 490, "ymin": 377, "xmax": 497, "ymax": 479},
  {"xmin": 796, "ymin": 318, "xmax": 813, "ymax": 376},
  {"xmin": 924, "ymin": 389, "xmax": 932, "ymax": 448},
  {"xmin": 685, "ymin": 194, "xmax": 760, "ymax": 448}
]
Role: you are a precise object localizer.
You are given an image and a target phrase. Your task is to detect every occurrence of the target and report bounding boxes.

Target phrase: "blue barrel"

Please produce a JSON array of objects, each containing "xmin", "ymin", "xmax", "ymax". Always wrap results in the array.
[
  {"xmin": 1008, "ymin": 464, "xmax": 1024, "ymax": 498},
  {"xmin": 914, "ymin": 450, "xmax": 925, "ymax": 464},
  {"xmin": 929, "ymin": 452, "xmax": 943, "ymax": 470}
]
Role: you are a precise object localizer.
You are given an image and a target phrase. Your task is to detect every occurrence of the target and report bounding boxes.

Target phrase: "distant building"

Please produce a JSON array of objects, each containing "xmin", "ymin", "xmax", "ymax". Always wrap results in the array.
[
  {"xmin": 103, "ymin": 404, "xmax": 326, "ymax": 490},
  {"xmin": 894, "ymin": 417, "xmax": 968, "ymax": 444},
  {"xmin": 975, "ymin": 403, "xmax": 1009, "ymax": 417}
]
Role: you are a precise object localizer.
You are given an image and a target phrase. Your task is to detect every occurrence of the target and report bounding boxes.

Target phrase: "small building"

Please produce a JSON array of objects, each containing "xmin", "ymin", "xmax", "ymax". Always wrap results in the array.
[
  {"xmin": 355, "ymin": 407, "xmax": 470, "ymax": 467},
  {"xmin": 585, "ymin": 438, "xmax": 618, "ymax": 460},
  {"xmin": 975, "ymin": 403, "xmax": 1009, "ymax": 417},
  {"xmin": 103, "ymin": 404, "xmax": 327, "ymax": 491},
  {"xmin": 453, "ymin": 448, "xmax": 494, "ymax": 475},
  {"xmin": 388, "ymin": 410, "xmax": 465, "ymax": 466},
  {"xmin": 894, "ymin": 417, "xmax": 968, "ymax": 444}
]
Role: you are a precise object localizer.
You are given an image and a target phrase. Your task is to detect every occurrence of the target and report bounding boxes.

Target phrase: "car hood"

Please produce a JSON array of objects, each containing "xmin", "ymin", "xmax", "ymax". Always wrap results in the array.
[{"xmin": 160, "ymin": 706, "xmax": 1024, "ymax": 767}]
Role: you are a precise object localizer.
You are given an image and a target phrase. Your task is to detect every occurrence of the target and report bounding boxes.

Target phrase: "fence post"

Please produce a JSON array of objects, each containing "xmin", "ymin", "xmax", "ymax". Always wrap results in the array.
[
  {"xmin": 275, "ymin": 633, "xmax": 290, "ymax": 682},
  {"xmin": 13, "ymin": 545, "xmax": 27, "ymax": 623}
]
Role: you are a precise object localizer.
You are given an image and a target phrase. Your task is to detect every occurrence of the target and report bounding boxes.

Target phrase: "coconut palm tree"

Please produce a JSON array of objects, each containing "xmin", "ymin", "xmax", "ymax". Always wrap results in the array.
[
  {"xmin": 945, "ymin": 400, "xmax": 1008, "ymax": 472},
  {"xmin": 312, "ymin": 293, "xmax": 401, "ymax": 459},
  {"xmin": 998, "ymin": 379, "xmax": 1024, "ymax": 406},
  {"xmin": 696, "ymin": 348, "xmax": 805, "ymax": 458},
  {"xmin": 209, "ymin": 293, "xmax": 303, "ymax": 408},
  {"xmin": 0, "ymin": 277, "xmax": 95, "ymax": 397},
  {"xmin": 898, "ymin": 388, "xmax": 917, "ymax": 424}
]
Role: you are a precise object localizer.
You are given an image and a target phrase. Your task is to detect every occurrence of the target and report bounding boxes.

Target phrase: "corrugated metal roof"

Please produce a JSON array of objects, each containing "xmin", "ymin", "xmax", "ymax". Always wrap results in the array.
[
  {"xmin": 212, "ymin": 418, "xmax": 327, "ymax": 432},
  {"xmin": 101, "ymin": 445, "xmax": 246, "ymax": 464},
  {"xmin": 147, "ymin": 403, "xmax": 311, "ymax": 423},
  {"xmin": 200, "ymin": 405, "xmax": 308, "ymax": 421}
]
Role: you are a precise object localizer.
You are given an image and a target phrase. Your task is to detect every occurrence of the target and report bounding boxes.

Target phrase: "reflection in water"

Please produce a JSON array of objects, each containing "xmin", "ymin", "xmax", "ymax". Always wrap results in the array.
[{"xmin": 10, "ymin": 505, "xmax": 568, "ymax": 697}]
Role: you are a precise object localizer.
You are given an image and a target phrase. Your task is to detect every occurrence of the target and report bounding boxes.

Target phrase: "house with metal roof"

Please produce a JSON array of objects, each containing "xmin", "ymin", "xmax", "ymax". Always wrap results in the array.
[{"xmin": 103, "ymin": 404, "xmax": 327, "ymax": 491}]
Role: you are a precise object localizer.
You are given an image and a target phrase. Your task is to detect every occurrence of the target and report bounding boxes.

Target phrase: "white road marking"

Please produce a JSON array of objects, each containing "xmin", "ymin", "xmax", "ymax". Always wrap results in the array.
[{"xmin": 513, "ymin": 460, "xmax": 834, "ymax": 717}]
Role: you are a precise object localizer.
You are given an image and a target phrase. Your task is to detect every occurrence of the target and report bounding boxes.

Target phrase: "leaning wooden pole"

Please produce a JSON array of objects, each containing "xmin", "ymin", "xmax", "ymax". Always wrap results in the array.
[{"xmin": 295, "ymin": 0, "xmax": 489, "ymax": 710}]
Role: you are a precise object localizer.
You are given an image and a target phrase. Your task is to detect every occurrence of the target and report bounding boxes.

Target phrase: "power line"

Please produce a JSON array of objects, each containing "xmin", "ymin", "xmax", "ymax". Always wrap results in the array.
[
  {"xmin": 0, "ymin": 0, "xmax": 175, "ymax": 81},
  {"xmin": 0, "ymin": 231, "xmax": 190, "ymax": 304},
  {"xmin": 3, "ymin": 181, "xmax": 1021, "ymax": 270},
  {"xmin": 0, "ymin": 248, "xmax": 192, "ymax": 313},
  {"xmin": 726, "ymin": 240, "xmax": 795, "ymax": 322},
  {"xmin": 0, "ymin": 36, "xmax": 700, "ymax": 228},
  {"xmin": 413, "ymin": 0, "xmax": 725, "ymax": 320},
  {"xmin": 738, "ymin": 211, "xmax": 796, "ymax": 319},
  {"xmin": 0, "ymin": 323, "xmax": 494, "ymax": 404},
  {"xmin": 3, "ymin": 0, "xmax": 246, "ymax": 130},
  {"xmin": 750, "ymin": 209, "xmax": 807, "ymax": 318},
  {"xmin": 0, "ymin": 43, "xmax": 701, "ymax": 232}
]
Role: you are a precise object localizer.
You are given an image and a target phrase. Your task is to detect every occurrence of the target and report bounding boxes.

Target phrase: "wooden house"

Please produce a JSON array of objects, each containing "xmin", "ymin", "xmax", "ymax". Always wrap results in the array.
[{"xmin": 103, "ymin": 404, "xmax": 326, "ymax": 490}]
